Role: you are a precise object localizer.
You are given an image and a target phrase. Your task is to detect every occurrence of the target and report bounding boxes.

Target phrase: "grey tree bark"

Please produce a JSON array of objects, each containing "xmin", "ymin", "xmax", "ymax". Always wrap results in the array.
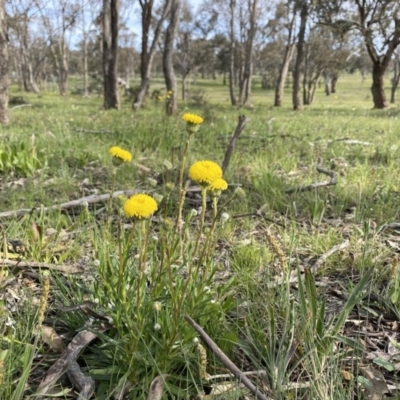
[
  {"xmin": 229, "ymin": 0, "xmax": 237, "ymax": 106},
  {"xmin": 0, "ymin": 0, "xmax": 8, "ymax": 124},
  {"xmin": 391, "ymin": 52, "xmax": 400, "ymax": 103},
  {"xmin": 163, "ymin": 0, "xmax": 181, "ymax": 115},
  {"xmin": 292, "ymin": 0, "xmax": 308, "ymax": 110},
  {"xmin": 102, "ymin": 0, "xmax": 120, "ymax": 109},
  {"xmin": 274, "ymin": 43, "xmax": 295, "ymax": 106},
  {"xmin": 239, "ymin": 0, "xmax": 258, "ymax": 106},
  {"xmin": 274, "ymin": 4, "xmax": 297, "ymax": 107},
  {"xmin": 133, "ymin": 0, "xmax": 172, "ymax": 111}
]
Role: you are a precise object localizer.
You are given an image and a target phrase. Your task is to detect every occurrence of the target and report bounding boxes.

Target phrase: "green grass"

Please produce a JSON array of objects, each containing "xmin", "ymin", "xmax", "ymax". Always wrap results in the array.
[{"xmin": 1, "ymin": 73, "xmax": 400, "ymax": 399}]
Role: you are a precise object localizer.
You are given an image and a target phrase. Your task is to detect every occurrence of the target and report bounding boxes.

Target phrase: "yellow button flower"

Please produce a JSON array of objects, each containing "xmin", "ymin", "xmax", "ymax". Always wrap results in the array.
[
  {"xmin": 209, "ymin": 178, "xmax": 228, "ymax": 192},
  {"xmin": 182, "ymin": 113, "xmax": 204, "ymax": 125},
  {"xmin": 123, "ymin": 194, "xmax": 158, "ymax": 219},
  {"xmin": 109, "ymin": 146, "xmax": 132, "ymax": 165},
  {"xmin": 189, "ymin": 161, "xmax": 223, "ymax": 186}
]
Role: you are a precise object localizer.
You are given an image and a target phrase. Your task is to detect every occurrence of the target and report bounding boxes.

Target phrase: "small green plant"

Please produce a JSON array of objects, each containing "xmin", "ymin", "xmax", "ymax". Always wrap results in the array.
[
  {"xmin": 0, "ymin": 142, "xmax": 42, "ymax": 177},
  {"xmin": 85, "ymin": 115, "xmax": 237, "ymax": 397}
]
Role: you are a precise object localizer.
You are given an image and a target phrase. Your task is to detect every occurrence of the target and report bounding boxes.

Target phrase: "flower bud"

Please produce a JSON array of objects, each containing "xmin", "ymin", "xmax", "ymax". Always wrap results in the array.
[
  {"xmin": 234, "ymin": 187, "xmax": 246, "ymax": 197},
  {"xmin": 220, "ymin": 212, "xmax": 230, "ymax": 223}
]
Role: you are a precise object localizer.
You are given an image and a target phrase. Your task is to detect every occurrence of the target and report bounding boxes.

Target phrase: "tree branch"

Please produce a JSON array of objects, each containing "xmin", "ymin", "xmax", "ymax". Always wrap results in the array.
[{"xmin": 221, "ymin": 115, "xmax": 249, "ymax": 173}]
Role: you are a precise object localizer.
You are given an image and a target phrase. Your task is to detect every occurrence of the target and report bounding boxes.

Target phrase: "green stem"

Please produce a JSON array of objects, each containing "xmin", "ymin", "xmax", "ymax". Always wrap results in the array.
[
  {"xmin": 106, "ymin": 167, "xmax": 117, "ymax": 234},
  {"xmin": 175, "ymin": 133, "xmax": 193, "ymax": 241},
  {"xmin": 192, "ymin": 187, "xmax": 207, "ymax": 258},
  {"xmin": 118, "ymin": 219, "xmax": 137, "ymax": 300}
]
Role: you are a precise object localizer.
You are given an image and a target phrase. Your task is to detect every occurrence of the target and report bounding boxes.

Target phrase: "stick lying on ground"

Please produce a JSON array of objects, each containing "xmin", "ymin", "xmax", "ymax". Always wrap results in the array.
[
  {"xmin": 1, "ymin": 258, "xmax": 83, "ymax": 274},
  {"xmin": 285, "ymin": 158, "xmax": 337, "ymax": 194},
  {"xmin": 0, "ymin": 189, "xmax": 140, "ymax": 219},
  {"xmin": 184, "ymin": 315, "xmax": 272, "ymax": 400},
  {"xmin": 36, "ymin": 328, "xmax": 107, "ymax": 399},
  {"xmin": 311, "ymin": 240, "xmax": 350, "ymax": 273}
]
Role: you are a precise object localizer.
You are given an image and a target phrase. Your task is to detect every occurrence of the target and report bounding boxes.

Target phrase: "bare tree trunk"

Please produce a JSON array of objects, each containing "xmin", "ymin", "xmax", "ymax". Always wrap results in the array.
[
  {"xmin": 292, "ymin": 1, "xmax": 308, "ymax": 111},
  {"xmin": 371, "ymin": 62, "xmax": 387, "ymax": 109},
  {"xmin": 274, "ymin": 44, "xmax": 295, "ymax": 106},
  {"xmin": 59, "ymin": 39, "xmax": 68, "ymax": 95},
  {"xmin": 102, "ymin": 0, "xmax": 120, "ymax": 109},
  {"xmin": 324, "ymin": 70, "xmax": 331, "ymax": 96},
  {"xmin": 331, "ymin": 73, "xmax": 338, "ymax": 93},
  {"xmin": 182, "ymin": 69, "xmax": 189, "ymax": 100},
  {"xmin": 21, "ymin": 42, "xmax": 39, "ymax": 93},
  {"xmin": 83, "ymin": 35, "xmax": 89, "ymax": 97},
  {"xmin": 238, "ymin": 0, "xmax": 257, "ymax": 106},
  {"xmin": 163, "ymin": 0, "xmax": 181, "ymax": 115},
  {"xmin": 229, "ymin": 0, "xmax": 237, "ymax": 106},
  {"xmin": 391, "ymin": 58, "xmax": 400, "ymax": 103},
  {"xmin": 274, "ymin": 4, "xmax": 297, "ymax": 107},
  {"xmin": 133, "ymin": 0, "xmax": 172, "ymax": 110},
  {"xmin": 0, "ymin": 0, "xmax": 8, "ymax": 124}
]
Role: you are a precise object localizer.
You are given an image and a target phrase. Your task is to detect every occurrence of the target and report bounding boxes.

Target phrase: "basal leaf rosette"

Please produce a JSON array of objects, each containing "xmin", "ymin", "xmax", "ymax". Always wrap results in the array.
[
  {"xmin": 109, "ymin": 146, "xmax": 132, "ymax": 166},
  {"xmin": 123, "ymin": 194, "xmax": 158, "ymax": 220},
  {"xmin": 189, "ymin": 160, "xmax": 223, "ymax": 187}
]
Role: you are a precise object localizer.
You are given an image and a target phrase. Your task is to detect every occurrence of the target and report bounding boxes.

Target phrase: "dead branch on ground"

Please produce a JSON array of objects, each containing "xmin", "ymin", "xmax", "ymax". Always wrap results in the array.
[
  {"xmin": 0, "ymin": 189, "xmax": 140, "ymax": 219},
  {"xmin": 285, "ymin": 158, "xmax": 337, "ymax": 194},
  {"xmin": 311, "ymin": 240, "xmax": 350, "ymax": 273},
  {"xmin": 184, "ymin": 315, "xmax": 272, "ymax": 400},
  {"xmin": 36, "ymin": 328, "xmax": 108, "ymax": 399},
  {"xmin": 74, "ymin": 128, "xmax": 112, "ymax": 134},
  {"xmin": 1, "ymin": 258, "xmax": 83, "ymax": 274}
]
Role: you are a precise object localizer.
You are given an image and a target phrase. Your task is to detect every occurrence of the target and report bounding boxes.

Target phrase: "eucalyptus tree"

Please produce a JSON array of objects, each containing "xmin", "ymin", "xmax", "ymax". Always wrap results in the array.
[
  {"xmin": 76, "ymin": 0, "xmax": 101, "ymax": 97},
  {"xmin": 8, "ymin": 0, "xmax": 40, "ymax": 93},
  {"xmin": 271, "ymin": 0, "xmax": 298, "ymax": 106},
  {"xmin": 163, "ymin": 0, "xmax": 181, "ymax": 115},
  {"xmin": 102, "ymin": 0, "xmax": 120, "ymax": 109},
  {"xmin": 198, "ymin": 0, "xmax": 270, "ymax": 106},
  {"xmin": 292, "ymin": 0, "xmax": 309, "ymax": 110},
  {"xmin": 0, "ymin": 0, "xmax": 8, "ymax": 124},
  {"xmin": 34, "ymin": 0, "xmax": 80, "ymax": 96},
  {"xmin": 391, "ymin": 50, "xmax": 400, "ymax": 103},
  {"xmin": 133, "ymin": 0, "xmax": 172, "ymax": 110},
  {"xmin": 316, "ymin": 0, "xmax": 400, "ymax": 109},
  {"xmin": 302, "ymin": 25, "xmax": 352, "ymax": 103}
]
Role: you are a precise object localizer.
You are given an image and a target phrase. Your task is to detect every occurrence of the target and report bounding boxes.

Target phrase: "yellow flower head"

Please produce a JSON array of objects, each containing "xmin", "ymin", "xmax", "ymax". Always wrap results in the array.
[
  {"xmin": 189, "ymin": 160, "xmax": 223, "ymax": 186},
  {"xmin": 182, "ymin": 113, "xmax": 204, "ymax": 125},
  {"xmin": 209, "ymin": 178, "xmax": 228, "ymax": 192},
  {"xmin": 157, "ymin": 95, "xmax": 163, "ymax": 101},
  {"xmin": 123, "ymin": 194, "xmax": 158, "ymax": 219},
  {"xmin": 109, "ymin": 146, "xmax": 132, "ymax": 165}
]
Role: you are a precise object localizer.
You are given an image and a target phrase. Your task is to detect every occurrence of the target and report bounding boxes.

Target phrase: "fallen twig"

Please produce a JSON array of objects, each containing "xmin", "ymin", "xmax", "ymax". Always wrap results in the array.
[
  {"xmin": 285, "ymin": 158, "xmax": 337, "ymax": 194},
  {"xmin": 11, "ymin": 104, "xmax": 33, "ymax": 110},
  {"xmin": 380, "ymin": 222, "xmax": 400, "ymax": 231},
  {"xmin": 311, "ymin": 240, "xmax": 350, "ymax": 273},
  {"xmin": 328, "ymin": 137, "xmax": 371, "ymax": 146},
  {"xmin": 1, "ymin": 258, "xmax": 83, "ymax": 274},
  {"xmin": 36, "ymin": 328, "xmax": 108, "ymax": 399},
  {"xmin": 74, "ymin": 128, "xmax": 112, "ymax": 134},
  {"xmin": 266, "ymin": 134, "xmax": 303, "ymax": 140},
  {"xmin": 184, "ymin": 315, "xmax": 272, "ymax": 400},
  {"xmin": 232, "ymin": 212, "xmax": 286, "ymax": 228},
  {"xmin": 146, "ymin": 375, "xmax": 168, "ymax": 400},
  {"xmin": 207, "ymin": 372, "xmax": 311, "ymax": 391},
  {"xmin": 208, "ymin": 370, "xmax": 267, "ymax": 380},
  {"xmin": 67, "ymin": 360, "xmax": 96, "ymax": 400},
  {"xmin": 0, "ymin": 189, "xmax": 140, "ymax": 219},
  {"xmin": 222, "ymin": 115, "xmax": 249, "ymax": 173}
]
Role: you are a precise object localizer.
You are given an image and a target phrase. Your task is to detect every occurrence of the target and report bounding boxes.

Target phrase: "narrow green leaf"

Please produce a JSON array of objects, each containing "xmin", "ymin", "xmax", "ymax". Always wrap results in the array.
[{"xmin": 373, "ymin": 358, "xmax": 395, "ymax": 371}]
